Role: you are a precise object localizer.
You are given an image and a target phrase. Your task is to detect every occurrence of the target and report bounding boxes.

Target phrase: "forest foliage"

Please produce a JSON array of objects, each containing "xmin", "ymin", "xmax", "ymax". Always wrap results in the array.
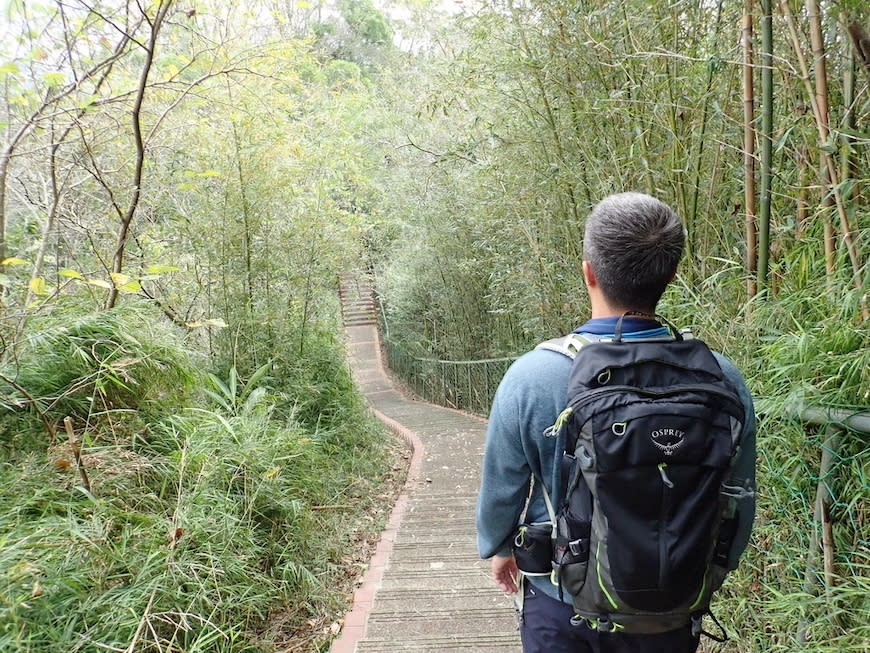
[
  {"xmin": 0, "ymin": 0, "xmax": 868, "ymax": 652},
  {"xmin": 0, "ymin": 1, "xmax": 405, "ymax": 651}
]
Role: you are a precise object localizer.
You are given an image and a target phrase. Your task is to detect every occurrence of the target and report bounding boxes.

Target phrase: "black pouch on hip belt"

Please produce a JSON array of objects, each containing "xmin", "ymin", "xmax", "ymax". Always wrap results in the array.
[
  {"xmin": 511, "ymin": 474, "xmax": 558, "ymax": 577},
  {"xmin": 512, "ymin": 521, "xmax": 553, "ymax": 575}
]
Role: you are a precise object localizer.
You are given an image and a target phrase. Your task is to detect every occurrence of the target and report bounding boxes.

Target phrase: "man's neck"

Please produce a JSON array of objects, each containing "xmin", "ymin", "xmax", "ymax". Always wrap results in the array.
[{"xmin": 589, "ymin": 304, "xmax": 654, "ymax": 320}]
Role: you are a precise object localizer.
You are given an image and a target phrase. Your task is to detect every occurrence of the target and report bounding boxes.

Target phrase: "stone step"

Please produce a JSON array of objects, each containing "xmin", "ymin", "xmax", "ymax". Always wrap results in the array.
[
  {"xmin": 391, "ymin": 541, "xmax": 478, "ymax": 553},
  {"xmin": 386, "ymin": 557, "xmax": 484, "ymax": 574},
  {"xmin": 368, "ymin": 589, "xmax": 514, "ymax": 618},
  {"xmin": 372, "ymin": 586, "xmax": 506, "ymax": 603},
  {"xmin": 379, "ymin": 567, "xmax": 491, "ymax": 592},
  {"xmin": 394, "ymin": 524, "xmax": 475, "ymax": 537},
  {"xmin": 343, "ymin": 310, "xmax": 376, "ymax": 320},
  {"xmin": 356, "ymin": 632, "xmax": 521, "ymax": 652},
  {"xmin": 364, "ymin": 607, "xmax": 517, "ymax": 640}
]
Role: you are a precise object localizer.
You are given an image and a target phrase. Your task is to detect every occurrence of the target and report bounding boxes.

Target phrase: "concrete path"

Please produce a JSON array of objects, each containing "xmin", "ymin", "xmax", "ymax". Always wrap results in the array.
[{"xmin": 331, "ymin": 274, "xmax": 521, "ymax": 653}]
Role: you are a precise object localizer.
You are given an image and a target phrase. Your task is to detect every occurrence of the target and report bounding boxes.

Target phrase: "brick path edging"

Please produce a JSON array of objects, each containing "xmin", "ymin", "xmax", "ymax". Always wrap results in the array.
[{"xmin": 328, "ymin": 406, "xmax": 424, "ymax": 653}]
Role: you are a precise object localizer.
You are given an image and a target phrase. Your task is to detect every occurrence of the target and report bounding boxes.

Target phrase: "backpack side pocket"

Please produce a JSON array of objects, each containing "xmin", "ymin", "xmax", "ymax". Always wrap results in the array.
[{"xmin": 554, "ymin": 454, "xmax": 593, "ymax": 594}]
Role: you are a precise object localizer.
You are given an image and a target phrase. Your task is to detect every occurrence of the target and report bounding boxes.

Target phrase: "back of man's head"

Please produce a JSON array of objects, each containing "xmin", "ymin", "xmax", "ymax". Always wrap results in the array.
[{"xmin": 583, "ymin": 192, "xmax": 685, "ymax": 313}]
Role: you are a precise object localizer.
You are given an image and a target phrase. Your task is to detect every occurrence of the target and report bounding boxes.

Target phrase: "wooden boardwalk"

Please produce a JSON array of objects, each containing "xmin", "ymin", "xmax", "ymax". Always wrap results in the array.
[{"xmin": 330, "ymin": 274, "xmax": 521, "ymax": 652}]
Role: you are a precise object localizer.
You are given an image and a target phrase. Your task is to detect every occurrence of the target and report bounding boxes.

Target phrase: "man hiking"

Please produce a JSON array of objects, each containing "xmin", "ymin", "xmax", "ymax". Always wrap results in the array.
[{"xmin": 476, "ymin": 192, "xmax": 756, "ymax": 653}]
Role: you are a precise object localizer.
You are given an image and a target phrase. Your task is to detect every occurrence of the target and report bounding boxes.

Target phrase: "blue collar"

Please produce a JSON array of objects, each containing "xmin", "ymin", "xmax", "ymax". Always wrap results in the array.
[{"xmin": 573, "ymin": 316, "xmax": 670, "ymax": 338}]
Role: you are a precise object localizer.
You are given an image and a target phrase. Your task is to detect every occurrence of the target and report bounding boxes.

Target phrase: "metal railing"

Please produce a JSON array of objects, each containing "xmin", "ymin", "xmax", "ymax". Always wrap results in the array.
[
  {"xmin": 383, "ymin": 337, "xmax": 516, "ymax": 416},
  {"xmin": 769, "ymin": 403, "xmax": 870, "ymax": 645}
]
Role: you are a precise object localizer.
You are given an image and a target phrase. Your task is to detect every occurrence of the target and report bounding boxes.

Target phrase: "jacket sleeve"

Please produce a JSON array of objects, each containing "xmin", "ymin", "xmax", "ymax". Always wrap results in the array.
[
  {"xmin": 715, "ymin": 353, "xmax": 757, "ymax": 570},
  {"xmin": 476, "ymin": 369, "xmax": 532, "ymax": 559}
]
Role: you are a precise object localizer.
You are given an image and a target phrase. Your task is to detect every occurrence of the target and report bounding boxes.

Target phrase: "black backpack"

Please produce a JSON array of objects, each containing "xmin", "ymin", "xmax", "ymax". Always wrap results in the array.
[{"xmin": 539, "ymin": 316, "xmax": 747, "ymax": 638}]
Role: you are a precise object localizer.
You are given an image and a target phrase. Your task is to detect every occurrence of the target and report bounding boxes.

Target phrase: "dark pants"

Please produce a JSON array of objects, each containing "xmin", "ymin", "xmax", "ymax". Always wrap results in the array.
[{"xmin": 519, "ymin": 582, "xmax": 701, "ymax": 653}]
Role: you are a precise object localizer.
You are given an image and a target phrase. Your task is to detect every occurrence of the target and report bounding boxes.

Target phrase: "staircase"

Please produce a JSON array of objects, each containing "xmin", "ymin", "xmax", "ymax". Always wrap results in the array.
[{"xmin": 339, "ymin": 273, "xmax": 378, "ymax": 327}]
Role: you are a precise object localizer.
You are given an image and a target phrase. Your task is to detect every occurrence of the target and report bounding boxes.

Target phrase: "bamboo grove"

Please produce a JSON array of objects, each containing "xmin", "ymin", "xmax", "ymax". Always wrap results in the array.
[{"xmin": 370, "ymin": 1, "xmax": 869, "ymax": 651}]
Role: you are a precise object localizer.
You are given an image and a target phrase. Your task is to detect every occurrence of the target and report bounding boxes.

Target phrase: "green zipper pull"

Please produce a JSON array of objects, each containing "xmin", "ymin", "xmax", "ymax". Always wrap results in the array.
[
  {"xmin": 658, "ymin": 463, "xmax": 674, "ymax": 488},
  {"xmin": 543, "ymin": 407, "xmax": 573, "ymax": 438}
]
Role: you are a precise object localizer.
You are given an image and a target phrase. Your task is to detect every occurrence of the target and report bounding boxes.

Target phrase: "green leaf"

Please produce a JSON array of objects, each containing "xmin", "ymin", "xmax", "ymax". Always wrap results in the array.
[
  {"xmin": 59, "ymin": 269, "xmax": 84, "ymax": 280},
  {"xmin": 0, "ymin": 62, "xmax": 19, "ymax": 75},
  {"xmin": 86, "ymin": 279, "xmax": 112, "ymax": 289},
  {"xmin": 144, "ymin": 265, "xmax": 181, "ymax": 274}
]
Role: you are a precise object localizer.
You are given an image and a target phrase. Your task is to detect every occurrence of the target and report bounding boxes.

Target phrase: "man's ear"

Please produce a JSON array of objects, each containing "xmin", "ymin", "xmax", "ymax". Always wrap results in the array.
[{"xmin": 583, "ymin": 260, "xmax": 597, "ymax": 287}]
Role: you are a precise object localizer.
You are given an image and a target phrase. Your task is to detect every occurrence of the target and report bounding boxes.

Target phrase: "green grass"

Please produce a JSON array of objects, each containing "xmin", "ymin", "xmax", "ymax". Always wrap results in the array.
[{"xmin": 0, "ymin": 303, "xmax": 397, "ymax": 652}]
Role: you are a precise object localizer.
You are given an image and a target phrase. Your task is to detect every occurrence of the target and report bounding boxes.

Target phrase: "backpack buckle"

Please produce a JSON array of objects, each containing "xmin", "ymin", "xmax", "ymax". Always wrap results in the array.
[{"xmin": 568, "ymin": 538, "xmax": 588, "ymax": 557}]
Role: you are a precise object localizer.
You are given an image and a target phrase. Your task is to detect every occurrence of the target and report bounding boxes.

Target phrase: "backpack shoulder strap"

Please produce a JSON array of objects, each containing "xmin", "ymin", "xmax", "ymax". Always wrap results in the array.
[{"xmin": 535, "ymin": 333, "xmax": 592, "ymax": 359}]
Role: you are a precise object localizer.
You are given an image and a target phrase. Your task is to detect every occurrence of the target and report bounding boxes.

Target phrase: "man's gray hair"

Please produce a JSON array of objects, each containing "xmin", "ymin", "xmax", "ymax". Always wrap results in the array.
[{"xmin": 583, "ymin": 192, "xmax": 685, "ymax": 312}]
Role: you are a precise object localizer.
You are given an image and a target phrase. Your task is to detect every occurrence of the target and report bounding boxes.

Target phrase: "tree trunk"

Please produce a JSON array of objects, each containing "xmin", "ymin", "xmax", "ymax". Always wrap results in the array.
[{"xmin": 106, "ymin": 1, "xmax": 174, "ymax": 309}]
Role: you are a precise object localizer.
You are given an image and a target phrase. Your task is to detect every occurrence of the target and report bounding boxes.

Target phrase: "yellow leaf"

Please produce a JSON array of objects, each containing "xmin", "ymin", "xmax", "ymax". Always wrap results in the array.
[
  {"xmin": 86, "ymin": 279, "xmax": 112, "ymax": 289},
  {"xmin": 297, "ymin": 0, "xmax": 311, "ymax": 7},
  {"xmin": 2, "ymin": 257, "xmax": 31, "ymax": 266},
  {"xmin": 120, "ymin": 280, "xmax": 142, "ymax": 293},
  {"xmin": 109, "ymin": 272, "xmax": 130, "ymax": 288},
  {"xmin": 203, "ymin": 318, "xmax": 228, "ymax": 328},
  {"xmin": 28, "ymin": 277, "xmax": 48, "ymax": 296},
  {"xmin": 144, "ymin": 265, "xmax": 180, "ymax": 274},
  {"xmin": 42, "ymin": 71, "xmax": 65, "ymax": 86},
  {"xmin": 263, "ymin": 467, "xmax": 280, "ymax": 479},
  {"xmin": 59, "ymin": 269, "xmax": 84, "ymax": 280},
  {"xmin": 185, "ymin": 320, "xmax": 203, "ymax": 328}
]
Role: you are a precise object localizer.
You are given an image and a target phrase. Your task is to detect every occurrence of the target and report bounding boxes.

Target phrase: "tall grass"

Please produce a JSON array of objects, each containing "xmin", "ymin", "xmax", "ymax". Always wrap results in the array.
[{"xmin": 0, "ymin": 303, "xmax": 395, "ymax": 652}]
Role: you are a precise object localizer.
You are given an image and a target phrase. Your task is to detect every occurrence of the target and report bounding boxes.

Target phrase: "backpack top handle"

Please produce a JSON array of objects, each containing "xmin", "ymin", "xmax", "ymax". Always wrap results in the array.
[{"xmin": 613, "ymin": 311, "xmax": 683, "ymax": 343}]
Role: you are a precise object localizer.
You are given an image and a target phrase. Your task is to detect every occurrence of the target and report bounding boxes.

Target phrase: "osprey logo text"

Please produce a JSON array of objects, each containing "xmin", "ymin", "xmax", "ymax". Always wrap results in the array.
[{"xmin": 651, "ymin": 428, "xmax": 685, "ymax": 456}]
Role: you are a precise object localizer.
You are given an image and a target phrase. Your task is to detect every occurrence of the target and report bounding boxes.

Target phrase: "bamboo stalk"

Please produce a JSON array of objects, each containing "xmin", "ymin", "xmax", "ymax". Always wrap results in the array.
[
  {"xmin": 795, "ymin": 148, "xmax": 809, "ymax": 239},
  {"xmin": 743, "ymin": 0, "xmax": 758, "ymax": 297},
  {"xmin": 839, "ymin": 15, "xmax": 858, "ymax": 194},
  {"xmin": 63, "ymin": 416, "xmax": 91, "ymax": 494},
  {"xmin": 780, "ymin": 0, "xmax": 868, "ymax": 319},
  {"xmin": 798, "ymin": 423, "xmax": 842, "ymax": 644},
  {"xmin": 757, "ymin": 0, "xmax": 773, "ymax": 294}
]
